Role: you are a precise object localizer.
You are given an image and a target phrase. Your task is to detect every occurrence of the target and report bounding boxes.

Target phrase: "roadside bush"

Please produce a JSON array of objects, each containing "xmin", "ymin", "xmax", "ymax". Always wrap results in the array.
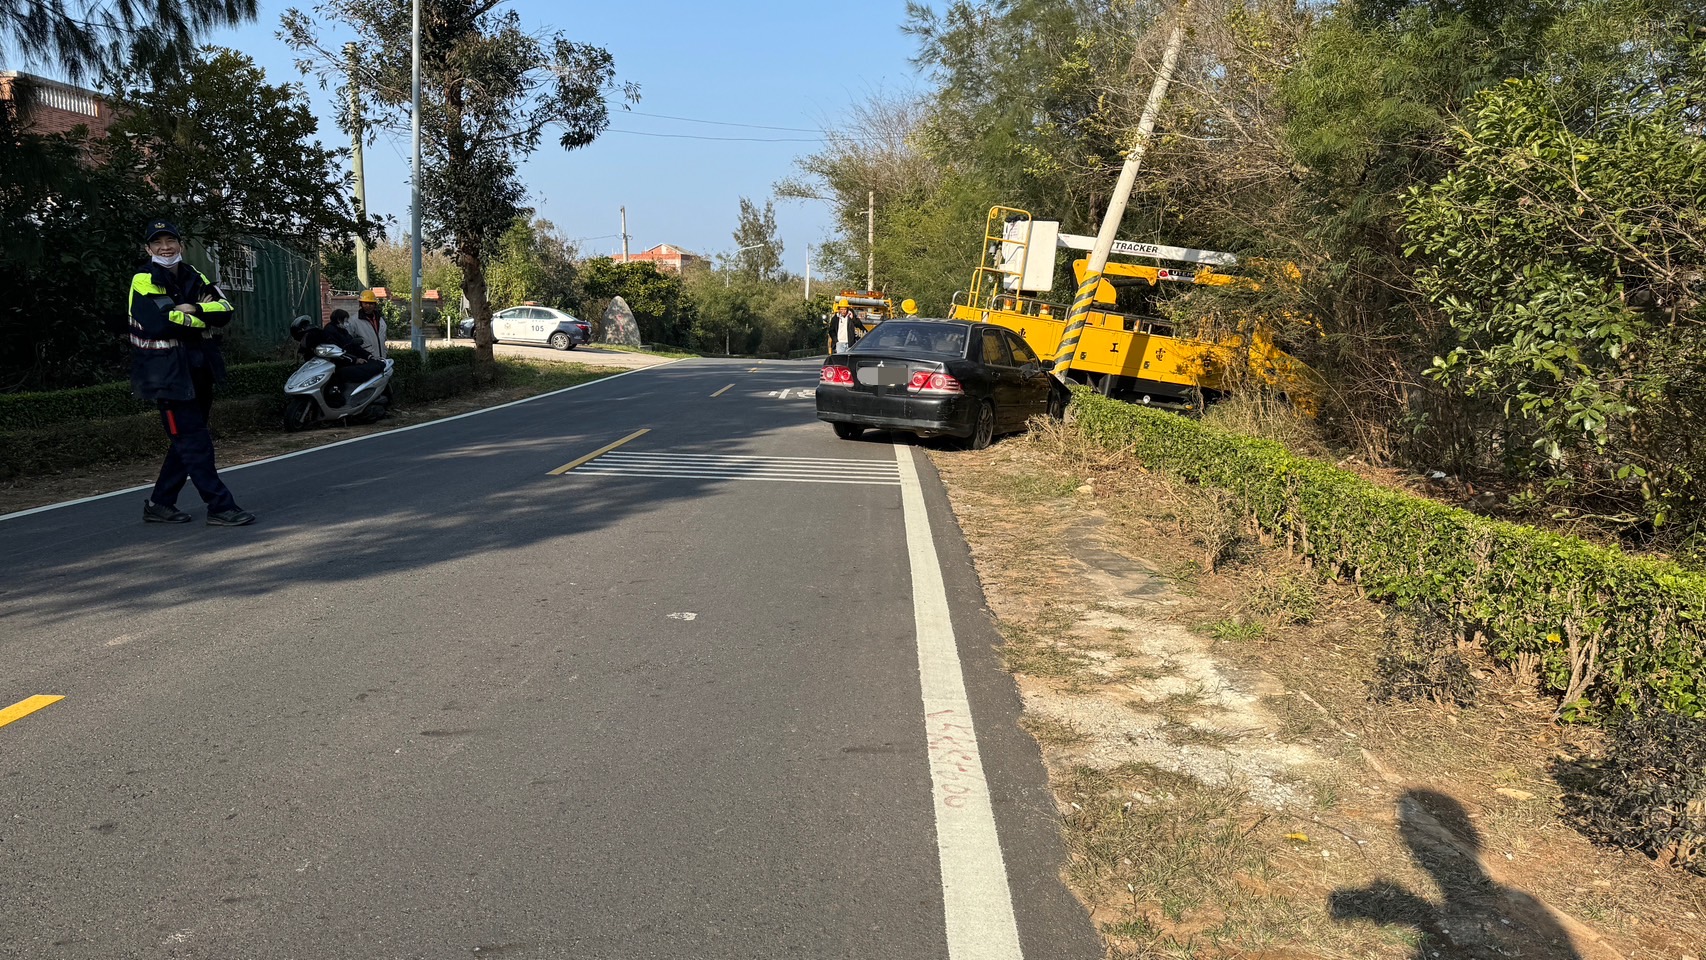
[
  {"xmin": 1071, "ymin": 390, "xmax": 1706, "ymax": 721},
  {"xmin": 1562, "ymin": 710, "xmax": 1706, "ymax": 876},
  {"xmin": 0, "ymin": 346, "xmax": 484, "ymax": 479}
]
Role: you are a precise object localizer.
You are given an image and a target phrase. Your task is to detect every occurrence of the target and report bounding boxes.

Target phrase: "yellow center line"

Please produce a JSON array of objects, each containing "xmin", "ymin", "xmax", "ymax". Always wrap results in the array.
[
  {"xmin": 748, "ymin": 367, "xmax": 761, "ymax": 373},
  {"xmin": 549, "ymin": 428, "xmax": 651, "ymax": 475},
  {"xmin": 710, "ymin": 383, "xmax": 734, "ymax": 398},
  {"xmin": 0, "ymin": 695, "xmax": 64, "ymax": 730}
]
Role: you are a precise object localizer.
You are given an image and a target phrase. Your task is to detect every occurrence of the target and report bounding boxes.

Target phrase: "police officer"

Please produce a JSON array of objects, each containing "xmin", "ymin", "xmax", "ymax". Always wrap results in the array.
[{"xmin": 130, "ymin": 218, "xmax": 256, "ymax": 526}]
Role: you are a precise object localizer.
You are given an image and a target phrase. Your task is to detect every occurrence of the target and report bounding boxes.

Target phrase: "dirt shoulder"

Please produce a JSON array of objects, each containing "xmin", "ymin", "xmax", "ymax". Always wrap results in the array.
[{"xmin": 926, "ymin": 422, "xmax": 1705, "ymax": 960}]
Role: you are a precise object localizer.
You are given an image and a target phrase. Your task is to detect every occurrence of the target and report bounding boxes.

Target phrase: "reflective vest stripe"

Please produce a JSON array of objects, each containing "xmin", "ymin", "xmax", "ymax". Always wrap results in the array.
[{"xmin": 127, "ymin": 318, "xmax": 175, "ymax": 350}]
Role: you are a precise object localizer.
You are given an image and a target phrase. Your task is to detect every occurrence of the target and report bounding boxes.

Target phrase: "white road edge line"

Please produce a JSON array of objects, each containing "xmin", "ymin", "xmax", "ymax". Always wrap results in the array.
[
  {"xmin": 897, "ymin": 443, "xmax": 1025, "ymax": 960},
  {"xmin": 0, "ymin": 361, "xmax": 683, "ymax": 524}
]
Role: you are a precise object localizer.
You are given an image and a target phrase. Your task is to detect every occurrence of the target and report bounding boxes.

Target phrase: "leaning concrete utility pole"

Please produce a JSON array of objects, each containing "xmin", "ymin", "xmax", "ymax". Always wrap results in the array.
[
  {"xmin": 345, "ymin": 43, "xmax": 370, "ymax": 289},
  {"xmin": 620, "ymin": 206, "xmax": 630, "ymax": 261},
  {"xmin": 866, "ymin": 190, "xmax": 875, "ymax": 291},
  {"xmin": 1052, "ymin": 17, "xmax": 1187, "ymax": 380}
]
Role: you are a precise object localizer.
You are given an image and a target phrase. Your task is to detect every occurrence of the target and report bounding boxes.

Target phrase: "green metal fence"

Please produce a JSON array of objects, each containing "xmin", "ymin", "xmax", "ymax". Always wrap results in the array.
[{"xmin": 187, "ymin": 236, "xmax": 320, "ymax": 360}]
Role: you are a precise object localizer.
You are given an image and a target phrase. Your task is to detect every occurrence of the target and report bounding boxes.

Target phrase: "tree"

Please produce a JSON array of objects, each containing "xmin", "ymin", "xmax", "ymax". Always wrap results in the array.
[
  {"xmin": 578, "ymin": 258, "xmax": 695, "ymax": 346},
  {"xmin": 730, "ymin": 197, "xmax": 782, "ymax": 281},
  {"xmin": 282, "ymin": 0, "xmax": 637, "ymax": 367},
  {"xmin": 779, "ymin": 92, "xmax": 953, "ymax": 305},
  {"xmin": 485, "ymin": 216, "xmax": 581, "ymax": 313},
  {"xmin": 1, "ymin": 0, "xmax": 256, "ymax": 83},
  {"xmin": 103, "ymin": 46, "xmax": 369, "ymax": 253},
  {"xmin": 1406, "ymin": 75, "xmax": 1706, "ymax": 525},
  {"xmin": 0, "ymin": 107, "xmax": 147, "ymax": 390}
]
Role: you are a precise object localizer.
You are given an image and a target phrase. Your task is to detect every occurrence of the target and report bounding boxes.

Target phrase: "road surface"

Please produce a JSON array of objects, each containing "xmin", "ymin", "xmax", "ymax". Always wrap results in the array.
[{"xmin": 0, "ymin": 359, "xmax": 1100, "ymax": 960}]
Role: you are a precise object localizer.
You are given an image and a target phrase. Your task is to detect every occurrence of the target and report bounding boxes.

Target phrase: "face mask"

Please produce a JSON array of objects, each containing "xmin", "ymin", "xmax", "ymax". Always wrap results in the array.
[{"xmin": 151, "ymin": 253, "xmax": 183, "ymax": 268}]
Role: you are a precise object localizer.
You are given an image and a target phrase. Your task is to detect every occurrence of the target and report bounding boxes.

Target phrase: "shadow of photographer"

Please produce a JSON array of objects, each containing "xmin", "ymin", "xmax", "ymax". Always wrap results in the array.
[{"xmin": 1330, "ymin": 788, "xmax": 1595, "ymax": 959}]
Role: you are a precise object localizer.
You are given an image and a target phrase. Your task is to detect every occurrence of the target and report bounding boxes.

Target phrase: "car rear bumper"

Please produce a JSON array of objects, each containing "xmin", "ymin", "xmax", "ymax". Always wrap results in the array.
[{"xmin": 815, "ymin": 387, "xmax": 975, "ymax": 438}]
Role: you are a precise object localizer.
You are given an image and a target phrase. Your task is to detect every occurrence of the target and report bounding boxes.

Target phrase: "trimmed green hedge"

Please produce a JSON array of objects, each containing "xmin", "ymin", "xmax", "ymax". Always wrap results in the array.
[
  {"xmin": 0, "ymin": 347, "xmax": 478, "ymax": 431},
  {"xmin": 1072, "ymin": 391, "xmax": 1706, "ymax": 720},
  {"xmin": 0, "ymin": 347, "xmax": 485, "ymax": 478}
]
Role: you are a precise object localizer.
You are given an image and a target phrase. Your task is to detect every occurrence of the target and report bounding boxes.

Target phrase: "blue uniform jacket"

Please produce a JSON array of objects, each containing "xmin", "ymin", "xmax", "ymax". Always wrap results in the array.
[{"xmin": 127, "ymin": 260, "xmax": 235, "ymax": 402}]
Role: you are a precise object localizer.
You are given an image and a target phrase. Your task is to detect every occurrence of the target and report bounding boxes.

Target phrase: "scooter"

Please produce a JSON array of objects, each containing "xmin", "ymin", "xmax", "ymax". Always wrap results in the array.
[{"xmin": 283, "ymin": 342, "xmax": 396, "ymax": 432}]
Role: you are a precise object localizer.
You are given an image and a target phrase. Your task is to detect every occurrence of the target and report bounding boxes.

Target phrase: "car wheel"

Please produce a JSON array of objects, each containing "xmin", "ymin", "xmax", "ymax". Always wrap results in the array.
[
  {"xmin": 964, "ymin": 400, "xmax": 996, "ymax": 450},
  {"xmin": 832, "ymin": 423, "xmax": 864, "ymax": 441},
  {"xmin": 1047, "ymin": 389, "xmax": 1067, "ymax": 420},
  {"xmin": 548, "ymin": 331, "xmax": 572, "ymax": 350},
  {"xmin": 283, "ymin": 396, "xmax": 321, "ymax": 432}
]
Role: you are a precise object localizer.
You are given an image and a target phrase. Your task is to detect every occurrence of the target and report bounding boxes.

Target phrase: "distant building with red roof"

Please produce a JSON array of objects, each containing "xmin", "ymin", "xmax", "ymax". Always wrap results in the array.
[
  {"xmin": 615, "ymin": 244, "xmax": 706, "ymax": 275},
  {"xmin": 0, "ymin": 72, "xmax": 116, "ymax": 138}
]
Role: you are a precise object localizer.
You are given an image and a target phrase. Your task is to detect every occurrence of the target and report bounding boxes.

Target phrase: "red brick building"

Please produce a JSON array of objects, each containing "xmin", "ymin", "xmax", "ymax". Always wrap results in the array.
[
  {"xmin": 615, "ymin": 243, "xmax": 706, "ymax": 274},
  {"xmin": 0, "ymin": 72, "xmax": 116, "ymax": 137}
]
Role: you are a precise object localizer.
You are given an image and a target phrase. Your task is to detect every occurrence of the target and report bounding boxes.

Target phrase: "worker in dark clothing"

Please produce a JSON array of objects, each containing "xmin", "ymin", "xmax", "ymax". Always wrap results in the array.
[
  {"xmin": 129, "ymin": 218, "xmax": 256, "ymax": 526},
  {"xmin": 295, "ymin": 309, "xmax": 383, "ymax": 408}
]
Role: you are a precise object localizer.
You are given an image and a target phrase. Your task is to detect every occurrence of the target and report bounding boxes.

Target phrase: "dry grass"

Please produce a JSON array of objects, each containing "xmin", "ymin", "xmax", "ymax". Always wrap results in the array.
[{"xmin": 928, "ymin": 416, "xmax": 1706, "ymax": 960}]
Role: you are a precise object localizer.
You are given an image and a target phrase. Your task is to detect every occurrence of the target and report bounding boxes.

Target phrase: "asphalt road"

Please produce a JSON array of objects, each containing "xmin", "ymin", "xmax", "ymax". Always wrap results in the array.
[{"xmin": 0, "ymin": 359, "xmax": 1101, "ymax": 960}]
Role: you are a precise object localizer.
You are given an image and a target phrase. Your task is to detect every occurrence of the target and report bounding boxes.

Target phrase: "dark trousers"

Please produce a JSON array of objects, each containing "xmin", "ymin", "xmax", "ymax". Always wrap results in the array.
[
  {"xmin": 152, "ymin": 373, "xmax": 238, "ymax": 514},
  {"xmin": 329, "ymin": 359, "xmax": 384, "ymax": 406}
]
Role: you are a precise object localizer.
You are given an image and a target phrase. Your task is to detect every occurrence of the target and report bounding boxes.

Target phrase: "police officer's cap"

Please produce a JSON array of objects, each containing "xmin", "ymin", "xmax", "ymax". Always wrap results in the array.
[{"xmin": 143, "ymin": 219, "xmax": 182, "ymax": 242}]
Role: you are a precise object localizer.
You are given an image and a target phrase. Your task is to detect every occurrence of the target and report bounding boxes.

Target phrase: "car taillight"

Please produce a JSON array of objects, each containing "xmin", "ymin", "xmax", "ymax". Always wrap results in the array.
[
  {"xmin": 819, "ymin": 365, "xmax": 854, "ymax": 386},
  {"xmin": 908, "ymin": 371, "xmax": 963, "ymax": 394}
]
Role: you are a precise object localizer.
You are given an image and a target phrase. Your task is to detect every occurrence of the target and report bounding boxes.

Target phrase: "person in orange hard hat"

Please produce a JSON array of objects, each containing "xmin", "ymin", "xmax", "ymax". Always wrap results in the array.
[{"xmin": 353, "ymin": 289, "xmax": 387, "ymax": 359}]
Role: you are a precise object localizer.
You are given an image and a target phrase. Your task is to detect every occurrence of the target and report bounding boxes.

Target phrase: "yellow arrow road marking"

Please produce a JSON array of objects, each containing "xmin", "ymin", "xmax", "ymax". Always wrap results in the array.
[
  {"xmin": 710, "ymin": 384, "xmax": 734, "ymax": 397},
  {"xmin": 549, "ymin": 428, "xmax": 651, "ymax": 475},
  {"xmin": 0, "ymin": 695, "xmax": 64, "ymax": 730}
]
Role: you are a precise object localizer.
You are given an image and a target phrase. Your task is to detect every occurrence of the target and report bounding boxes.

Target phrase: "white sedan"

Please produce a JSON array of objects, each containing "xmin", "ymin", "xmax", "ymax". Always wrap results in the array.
[{"xmin": 459, "ymin": 305, "xmax": 592, "ymax": 350}]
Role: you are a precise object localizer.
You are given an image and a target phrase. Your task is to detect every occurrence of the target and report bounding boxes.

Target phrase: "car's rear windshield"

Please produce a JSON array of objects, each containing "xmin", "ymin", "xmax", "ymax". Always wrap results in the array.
[{"xmin": 851, "ymin": 322, "xmax": 969, "ymax": 358}]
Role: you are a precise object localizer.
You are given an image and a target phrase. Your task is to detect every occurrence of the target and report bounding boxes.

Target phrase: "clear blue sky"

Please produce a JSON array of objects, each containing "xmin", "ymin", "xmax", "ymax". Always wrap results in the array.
[{"xmin": 203, "ymin": 1, "xmax": 925, "ymax": 267}]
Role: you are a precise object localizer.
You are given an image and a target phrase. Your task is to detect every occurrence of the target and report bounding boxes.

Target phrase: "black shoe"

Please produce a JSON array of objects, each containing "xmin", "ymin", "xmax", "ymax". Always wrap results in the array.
[
  {"xmin": 206, "ymin": 509, "xmax": 257, "ymax": 526},
  {"xmin": 143, "ymin": 500, "xmax": 192, "ymax": 524}
]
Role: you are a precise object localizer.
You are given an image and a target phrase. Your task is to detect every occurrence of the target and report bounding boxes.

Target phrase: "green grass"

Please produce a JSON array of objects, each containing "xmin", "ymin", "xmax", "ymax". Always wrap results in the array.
[
  {"xmin": 982, "ymin": 469, "xmax": 1084, "ymax": 503},
  {"xmin": 1206, "ymin": 618, "xmax": 1267, "ymax": 644},
  {"xmin": 1020, "ymin": 714, "xmax": 1092, "ymax": 747},
  {"xmin": 492, "ymin": 358, "xmax": 626, "ymax": 391},
  {"xmin": 594, "ymin": 343, "xmax": 700, "ymax": 359}
]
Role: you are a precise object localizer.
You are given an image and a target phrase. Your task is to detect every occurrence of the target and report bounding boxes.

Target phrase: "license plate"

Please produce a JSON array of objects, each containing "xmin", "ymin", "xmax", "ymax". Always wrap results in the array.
[{"xmin": 857, "ymin": 363, "xmax": 910, "ymax": 387}]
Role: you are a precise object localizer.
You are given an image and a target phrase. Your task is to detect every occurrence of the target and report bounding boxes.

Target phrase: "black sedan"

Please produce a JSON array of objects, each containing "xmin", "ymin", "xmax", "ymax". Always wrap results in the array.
[{"xmin": 815, "ymin": 318, "xmax": 1065, "ymax": 449}]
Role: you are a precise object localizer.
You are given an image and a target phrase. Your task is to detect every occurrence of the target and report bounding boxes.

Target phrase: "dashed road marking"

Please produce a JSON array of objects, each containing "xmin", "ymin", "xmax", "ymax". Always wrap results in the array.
[
  {"xmin": 0, "ymin": 695, "xmax": 64, "ymax": 731},
  {"xmin": 710, "ymin": 383, "xmax": 734, "ymax": 397},
  {"xmin": 570, "ymin": 452, "xmax": 900, "ymax": 486}
]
